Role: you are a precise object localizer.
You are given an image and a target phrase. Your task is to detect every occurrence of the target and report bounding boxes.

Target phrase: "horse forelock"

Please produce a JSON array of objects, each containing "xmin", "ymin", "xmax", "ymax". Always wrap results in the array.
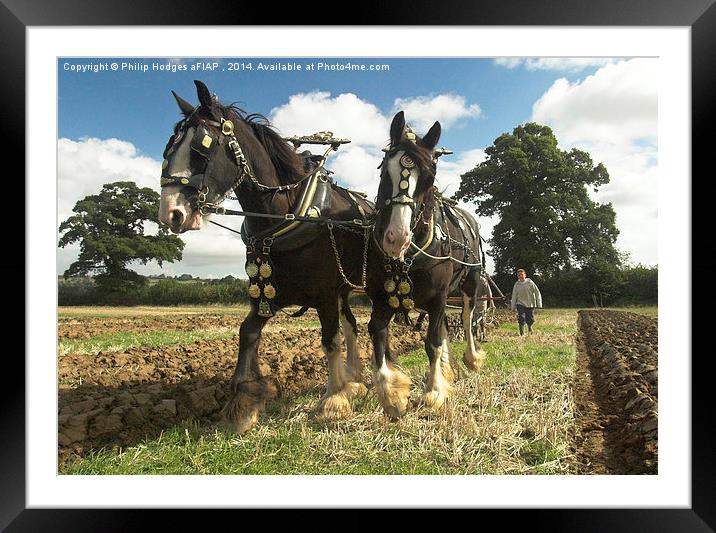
[{"xmin": 390, "ymin": 140, "xmax": 436, "ymax": 196}]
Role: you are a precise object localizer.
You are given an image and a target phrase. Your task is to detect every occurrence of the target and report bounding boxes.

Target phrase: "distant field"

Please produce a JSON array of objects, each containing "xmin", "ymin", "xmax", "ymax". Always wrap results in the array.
[{"xmin": 58, "ymin": 305, "xmax": 252, "ymax": 318}]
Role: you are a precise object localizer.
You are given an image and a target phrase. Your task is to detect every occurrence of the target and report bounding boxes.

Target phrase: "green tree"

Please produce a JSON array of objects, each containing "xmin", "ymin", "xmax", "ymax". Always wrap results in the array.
[
  {"xmin": 58, "ymin": 181, "xmax": 185, "ymax": 293},
  {"xmin": 455, "ymin": 123, "xmax": 621, "ymax": 295}
]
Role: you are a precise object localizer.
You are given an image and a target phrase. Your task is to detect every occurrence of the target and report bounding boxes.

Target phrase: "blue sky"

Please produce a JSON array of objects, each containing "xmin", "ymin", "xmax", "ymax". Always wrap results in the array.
[
  {"xmin": 59, "ymin": 58, "xmax": 567, "ymax": 158},
  {"xmin": 58, "ymin": 57, "xmax": 658, "ymax": 278}
]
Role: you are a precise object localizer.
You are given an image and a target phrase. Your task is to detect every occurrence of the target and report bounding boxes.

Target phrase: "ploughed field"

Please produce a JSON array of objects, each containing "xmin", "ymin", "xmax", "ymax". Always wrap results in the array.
[
  {"xmin": 571, "ymin": 310, "xmax": 658, "ymax": 474},
  {"xmin": 57, "ymin": 305, "xmax": 657, "ymax": 474}
]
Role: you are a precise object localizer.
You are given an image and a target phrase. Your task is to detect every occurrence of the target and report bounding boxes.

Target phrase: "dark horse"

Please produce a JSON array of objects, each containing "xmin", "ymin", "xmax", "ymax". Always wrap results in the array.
[
  {"xmin": 366, "ymin": 111, "xmax": 486, "ymax": 419},
  {"xmin": 158, "ymin": 80, "xmax": 372, "ymax": 433}
]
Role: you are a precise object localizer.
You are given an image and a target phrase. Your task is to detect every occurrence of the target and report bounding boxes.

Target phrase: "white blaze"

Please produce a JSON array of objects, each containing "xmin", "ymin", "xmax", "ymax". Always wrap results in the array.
[
  {"xmin": 382, "ymin": 150, "xmax": 417, "ymax": 258},
  {"xmin": 158, "ymin": 127, "xmax": 204, "ymax": 232}
]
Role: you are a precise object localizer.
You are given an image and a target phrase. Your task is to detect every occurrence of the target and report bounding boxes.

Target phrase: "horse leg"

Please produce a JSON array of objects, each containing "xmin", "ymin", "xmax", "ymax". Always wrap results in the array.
[
  {"xmin": 460, "ymin": 269, "xmax": 485, "ymax": 371},
  {"xmin": 422, "ymin": 295, "xmax": 455, "ymax": 408},
  {"xmin": 339, "ymin": 294, "xmax": 366, "ymax": 393},
  {"xmin": 315, "ymin": 300, "xmax": 363, "ymax": 420},
  {"xmin": 223, "ymin": 309, "xmax": 276, "ymax": 434},
  {"xmin": 369, "ymin": 301, "xmax": 411, "ymax": 420},
  {"xmin": 462, "ymin": 294, "xmax": 487, "ymax": 371}
]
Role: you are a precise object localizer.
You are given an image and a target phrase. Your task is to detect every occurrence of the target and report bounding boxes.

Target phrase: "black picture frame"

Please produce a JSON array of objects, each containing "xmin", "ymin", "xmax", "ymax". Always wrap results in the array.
[{"xmin": 5, "ymin": 0, "xmax": 706, "ymax": 530}]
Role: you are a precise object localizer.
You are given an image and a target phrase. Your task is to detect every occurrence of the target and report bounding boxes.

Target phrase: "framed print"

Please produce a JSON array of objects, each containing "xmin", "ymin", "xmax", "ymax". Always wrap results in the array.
[{"xmin": 6, "ymin": 0, "xmax": 709, "ymax": 529}]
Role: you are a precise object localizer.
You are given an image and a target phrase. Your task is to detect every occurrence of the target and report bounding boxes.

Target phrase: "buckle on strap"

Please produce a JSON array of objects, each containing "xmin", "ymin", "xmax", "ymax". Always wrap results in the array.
[{"xmin": 221, "ymin": 119, "xmax": 234, "ymax": 136}]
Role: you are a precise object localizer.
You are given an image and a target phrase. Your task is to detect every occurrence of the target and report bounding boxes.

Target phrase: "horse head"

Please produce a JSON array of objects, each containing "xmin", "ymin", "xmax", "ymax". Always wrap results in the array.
[
  {"xmin": 375, "ymin": 111, "xmax": 442, "ymax": 259},
  {"xmin": 158, "ymin": 80, "xmax": 303, "ymax": 234}
]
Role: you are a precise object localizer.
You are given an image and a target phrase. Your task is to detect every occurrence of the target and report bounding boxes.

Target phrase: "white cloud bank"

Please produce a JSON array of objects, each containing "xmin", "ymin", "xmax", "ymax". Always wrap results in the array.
[
  {"xmin": 269, "ymin": 91, "xmax": 390, "ymax": 148},
  {"xmin": 494, "ymin": 57, "xmax": 618, "ymax": 72},
  {"xmin": 270, "ymin": 90, "xmax": 482, "ymax": 200},
  {"xmin": 530, "ymin": 58, "xmax": 658, "ymax": 266}
]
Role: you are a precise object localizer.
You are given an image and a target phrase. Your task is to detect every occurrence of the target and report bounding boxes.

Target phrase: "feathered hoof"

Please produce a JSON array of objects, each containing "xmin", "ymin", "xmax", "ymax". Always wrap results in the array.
[
  {"xmin": 315, "ymin": 390, "xmax": 353, "ymax": 421},
  {"xmin": 464, "ymin": 349, "xmax": 486, "ymax": 372},
  {"xmin": 222, "ymin": 378, "xmax": 278, "ymax": 435},
  {"xmin": 345, "ymin": 381, "xmax": 368, "ymax": 399},
  {"xmin": 421, "ymin": 389, "xmax": 450, "ymax": 410},
  {"xmin": 375, "ymin": 365, "xmax": 412, "ymax": 421},
  {"xmin": 382, "ymin": 400, "xmax": 410, "ymax": 421}
]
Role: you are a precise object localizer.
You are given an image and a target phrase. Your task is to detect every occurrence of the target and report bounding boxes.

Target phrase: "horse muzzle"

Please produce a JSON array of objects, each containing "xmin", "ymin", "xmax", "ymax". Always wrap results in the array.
[
  {"xmin": 159, "ymin": 186, "xmax": 204, "ymax": 233},
  {"xmin": 382, "ymin": 228, "xmax": 411, "ymax": 259}
]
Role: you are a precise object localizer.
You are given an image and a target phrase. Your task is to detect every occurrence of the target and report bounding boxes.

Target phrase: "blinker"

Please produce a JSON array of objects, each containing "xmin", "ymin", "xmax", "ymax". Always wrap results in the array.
[{"xmin": 190, "ymin": 126, "xmax": 218, "ymax": 158}]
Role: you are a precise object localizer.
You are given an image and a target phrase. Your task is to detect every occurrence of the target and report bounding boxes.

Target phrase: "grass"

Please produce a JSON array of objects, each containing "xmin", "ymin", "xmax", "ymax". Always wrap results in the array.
[
  {"xmin": 60, "ymin": 307, "xmax": 580, "ymax": 475},
  {"xmin": 58, "ymin": 329, "xmax": 237, "ymax": 357}
]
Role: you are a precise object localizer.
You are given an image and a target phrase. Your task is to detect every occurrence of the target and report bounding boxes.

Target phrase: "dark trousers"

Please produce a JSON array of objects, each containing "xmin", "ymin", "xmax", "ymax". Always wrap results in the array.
[{"xmin": 515, "ymin": 304, "xmax": 534, "ymax": 329}]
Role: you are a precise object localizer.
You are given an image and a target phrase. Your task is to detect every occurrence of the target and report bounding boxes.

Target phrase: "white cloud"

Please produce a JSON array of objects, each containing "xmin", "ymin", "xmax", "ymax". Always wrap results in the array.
[
  {"xmin": 269, "ymin": 91, "xmax": 389, "ymax": 147},
  {"xmin": 529, "ymin": 58, "xmax": 658, "ymax": 266},
  {"xmin": 392, "ymin": 94, "xmax": 481, "ymax": 132},
  {"xmin": 270, "ymin": 90, "xmax": 484, "ymax": 202},
  {"xmin": 434, "ymin": 148, "xmax": 486, "ymax": 199},
  {"xmin": 57, "ymin": 137, "xmax": 247, "ymax": 278},
  {"xmin": 58, "ymin": 137, "xmax": 160, "ymax": 223},
  {"xmin": 326, "ymin": 145, "xmax": 383, "ymax": 199},
  {"xmin": 532, "ymin": 58, "xmax": 657, "ymax": 146},
  {"xmin": 494, "ymin": 57, "xmax": 618, "ymax": 72}
]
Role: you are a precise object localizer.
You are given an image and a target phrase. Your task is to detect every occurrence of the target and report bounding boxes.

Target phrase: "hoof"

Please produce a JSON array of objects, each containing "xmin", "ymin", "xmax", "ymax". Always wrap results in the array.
[
  {"xmin": 464, "ymin": 349, "xmax": 486, "ymax": 372},
  {"xmin": 222, "ymin": 394, "xmax": 262, "ymax": 435},
  {"xmin": 315, "ymin": 390, "xmax": 353, "ymax": 421},
  {"xmin": 374, "ymin": 364, "xmax": 412, "ymax": 421},
  {"xmin": 383, "ymin": 399, "xmax": 409, "ymax": 421},
  {"xmin": 345, "ymin": 381, "xmax": 368, "ymax": 399},
  {"xmin": 421, "ymin": 389, "xmax": 449, "ymax": 409},
  {"xmin": 222, "ymin": 378, "xmax": 278, "ymax": 435}
]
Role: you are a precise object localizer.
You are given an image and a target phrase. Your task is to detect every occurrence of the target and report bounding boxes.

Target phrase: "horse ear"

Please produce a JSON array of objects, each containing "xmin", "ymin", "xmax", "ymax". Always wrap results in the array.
[
  {"xmin": 390, "ymin": 111, "xmax": 406, "ymax": 146},
  {"xmin": 421, "ymin": 121, "xmax": 441, "ymax": 151},
  {"xmin": 172, "ymin": 90, "xmax": 195, "ymax": 116},
  {"xmin": 194, "ymin": 80, "xmax": 213, "ymax": 109}
]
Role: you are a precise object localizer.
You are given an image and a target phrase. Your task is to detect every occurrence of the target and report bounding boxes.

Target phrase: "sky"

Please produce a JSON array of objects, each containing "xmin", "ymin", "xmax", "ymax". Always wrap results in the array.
[{"xmin": 57, "ymin": 56, "xmax": 657, "ymax": 279}]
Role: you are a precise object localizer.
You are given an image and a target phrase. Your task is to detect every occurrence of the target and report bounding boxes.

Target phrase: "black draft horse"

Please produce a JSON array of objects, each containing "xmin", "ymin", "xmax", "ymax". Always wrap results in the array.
[
  {"xmin": 158, "ymin": 80, "xmax": 372, "ymax": 433},
  {"xmin": 367, "ymin": 111, "xmax": 487, "ymax": 419}
]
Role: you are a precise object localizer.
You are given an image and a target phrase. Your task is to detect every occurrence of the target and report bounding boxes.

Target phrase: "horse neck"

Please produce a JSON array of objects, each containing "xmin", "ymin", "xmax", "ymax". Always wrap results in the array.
[
  {"xmin": 230, "ymin": 132, "xmax": 311, "ymax": 238},
  {"xmin": 232, "ymin": 131, "xmax": 303, "ymax": 217}
]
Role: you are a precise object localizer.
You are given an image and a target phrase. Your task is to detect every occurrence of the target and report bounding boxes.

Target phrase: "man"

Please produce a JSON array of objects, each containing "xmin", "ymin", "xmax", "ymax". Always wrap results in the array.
[{"xmin": 510, "ymin": 269, "xmax": 542, "ymax": 335}]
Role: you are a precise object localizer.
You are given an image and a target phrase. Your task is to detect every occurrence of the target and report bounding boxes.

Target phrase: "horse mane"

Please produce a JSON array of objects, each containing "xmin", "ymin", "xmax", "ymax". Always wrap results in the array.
[{"xmin": 220, "ymin": 103, "xmax": 305, "ymax": 183}]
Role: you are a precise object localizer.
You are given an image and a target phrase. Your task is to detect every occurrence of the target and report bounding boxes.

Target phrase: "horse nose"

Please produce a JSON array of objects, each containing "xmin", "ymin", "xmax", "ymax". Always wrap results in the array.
[
  {"xmin": 386, "ymin": 229, "xmax": 396, "ymax": 245},
  {"xmin": 170, "ymin": 209, "xmax": 185, "ymax": 232}
]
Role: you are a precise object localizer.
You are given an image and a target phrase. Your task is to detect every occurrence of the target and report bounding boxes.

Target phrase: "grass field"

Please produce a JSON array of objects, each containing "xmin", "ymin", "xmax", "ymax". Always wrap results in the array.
[{"xmin": 56, "ymin": 305, "xmax": 636, "ymax": 475}]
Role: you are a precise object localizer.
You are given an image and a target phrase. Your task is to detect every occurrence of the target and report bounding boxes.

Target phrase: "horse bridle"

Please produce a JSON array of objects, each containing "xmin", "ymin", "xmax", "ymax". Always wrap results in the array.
[
  {"xmin": 159, "ymin": 111, "xmax": 252, "ymax": 210},
  {"xmin": 160, "ymin": 111, "xmax": 319, "ymax": 215},
  {"xmin": 376, "ymin": 148, "xmax": 434, "ymax": 232}
]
